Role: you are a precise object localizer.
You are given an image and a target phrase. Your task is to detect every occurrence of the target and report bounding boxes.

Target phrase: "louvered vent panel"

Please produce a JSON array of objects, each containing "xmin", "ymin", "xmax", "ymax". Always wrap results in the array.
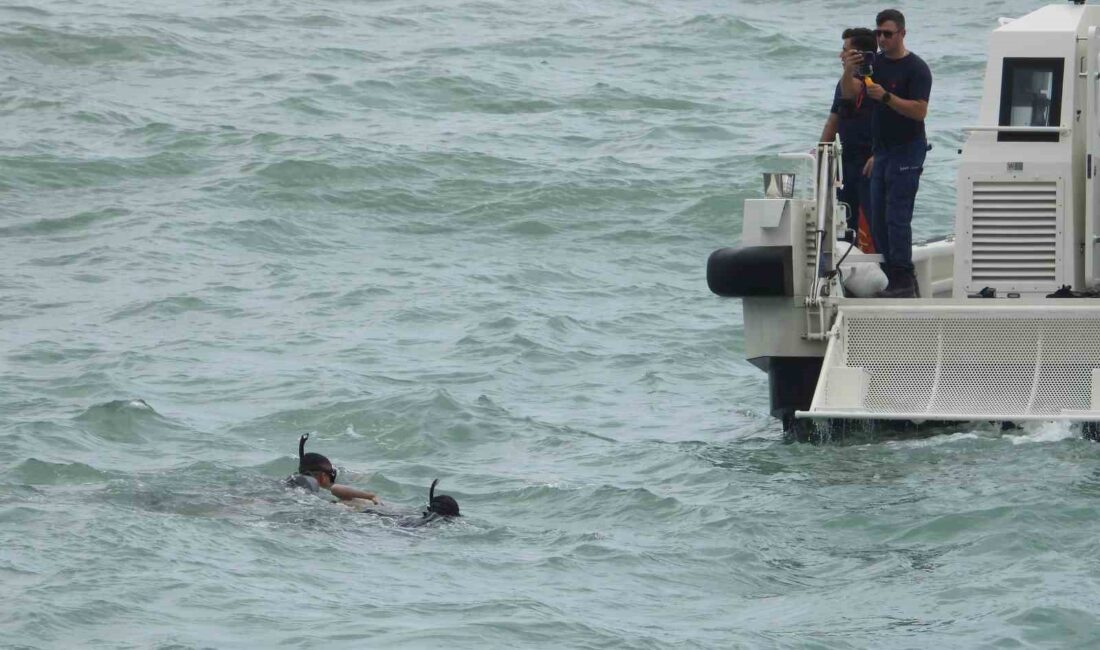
[
  {"xmin": 969, "ymin": 181, "xmax": 1058, "ymax": 286},
  {"xmin": 804, "ymin": 208, "xmax": 817, "ymax": 290},
  {"xmin": 805, "ymin": 211, "xmax": 816, "ymax": 269}
]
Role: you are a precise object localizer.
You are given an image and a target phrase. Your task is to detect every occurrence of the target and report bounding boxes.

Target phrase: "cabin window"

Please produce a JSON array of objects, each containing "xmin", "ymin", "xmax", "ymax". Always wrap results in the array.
[{"xmin": 998, "ymin": 58, "xmax": 1064, "ymax": 142}]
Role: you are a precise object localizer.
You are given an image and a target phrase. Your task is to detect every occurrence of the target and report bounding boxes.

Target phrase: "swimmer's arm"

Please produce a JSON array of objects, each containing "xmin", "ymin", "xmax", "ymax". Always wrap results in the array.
[{"xmin": 330, "ymin": 484, "xmax": 381, "ymax": 504}]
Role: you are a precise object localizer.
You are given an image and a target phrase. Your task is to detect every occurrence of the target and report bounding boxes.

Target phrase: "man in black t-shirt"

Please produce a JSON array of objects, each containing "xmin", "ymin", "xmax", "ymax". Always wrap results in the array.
[
  {"xmin": 840, "ymin": 9, "xmax": 932, "ymax": 297},
  {"xmin": 819, "ymin": 27, "xmax": 876, "ymax": 248}
]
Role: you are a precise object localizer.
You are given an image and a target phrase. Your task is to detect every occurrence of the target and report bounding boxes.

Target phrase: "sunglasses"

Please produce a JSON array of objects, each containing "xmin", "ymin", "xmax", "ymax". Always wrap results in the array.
[{"xmin": 875, "ymin": 29, "xmax": 899, "ymax": 38}]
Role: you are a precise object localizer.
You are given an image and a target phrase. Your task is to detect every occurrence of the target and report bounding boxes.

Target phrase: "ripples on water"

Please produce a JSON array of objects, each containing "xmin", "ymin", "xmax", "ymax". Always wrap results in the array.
[{"xmin": 4, "ymin": 1, "xmax": 1100, "ymax": 647}]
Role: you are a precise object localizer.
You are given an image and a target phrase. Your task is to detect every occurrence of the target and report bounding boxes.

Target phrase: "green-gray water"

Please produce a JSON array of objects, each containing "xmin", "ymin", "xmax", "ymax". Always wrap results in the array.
[{"xmin": 4, "ymin": 1, "xmax": 1100, "ymax": 647}]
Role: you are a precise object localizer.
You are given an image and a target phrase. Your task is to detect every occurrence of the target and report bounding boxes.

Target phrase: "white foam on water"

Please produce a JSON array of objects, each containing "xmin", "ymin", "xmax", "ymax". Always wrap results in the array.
[
  {"xmin": 1008, "ymin": 420, "xmax": 1078, "ymax": 445},
  {"xmin": 886, "ymin": 431, "xmax": 984, "ymax": 449}
]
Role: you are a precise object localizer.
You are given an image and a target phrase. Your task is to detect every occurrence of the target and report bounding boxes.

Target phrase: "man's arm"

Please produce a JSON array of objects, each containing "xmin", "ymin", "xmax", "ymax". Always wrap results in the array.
[
  {"xmin": 839, "ymin": 50, "xmax": 864, "ymax": 100},
  {"xmin": 888, "ymin": 97, "xmax": 927, "ymax": 121},
  {"xmin": 820, "ymin": 113, "xmax": 839, "ymax": 144},
  {"xmin": 330, "ymin": 484, "xmax": 381, "ymax": 504},
  {"xmin": 866, "ymin": 84, "xmax": 927, "ymax": 121}
]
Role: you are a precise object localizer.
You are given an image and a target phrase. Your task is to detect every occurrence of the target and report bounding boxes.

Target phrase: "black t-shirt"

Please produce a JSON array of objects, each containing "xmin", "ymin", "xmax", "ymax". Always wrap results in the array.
[
  {"xmin": 830, "ymin": 81, "xmax": 873, "ymax": 162},
  {"xmin": 870, "ymin": 51, "xmax": 932, "ymax": 148}
]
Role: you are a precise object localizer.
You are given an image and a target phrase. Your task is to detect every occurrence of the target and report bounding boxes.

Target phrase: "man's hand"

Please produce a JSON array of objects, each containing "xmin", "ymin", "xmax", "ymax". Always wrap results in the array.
[
  {"xmin": 840, "ymin": 50, "xmax": 862, "ymax": 75},
  {"xmin": 865, "ymin": 82, "xmax": 886, "ymax": 102},
  {"xmin": 839, "ymin": 51, "xmax": 865, "ymax": 100},
  {"xmin": 863, "ymin": 156, "xmax": 874, "ymax": 177}
]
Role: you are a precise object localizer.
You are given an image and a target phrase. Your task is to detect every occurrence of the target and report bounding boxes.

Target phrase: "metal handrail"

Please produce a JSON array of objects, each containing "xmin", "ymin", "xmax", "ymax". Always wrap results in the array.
[
  {"xmin": 962, "ymin": 125, "xmax": 1068, "ymax": 133},
  {"xmin": 795, "ymin": 410, "xmax": 1100, "ymax": 422}
]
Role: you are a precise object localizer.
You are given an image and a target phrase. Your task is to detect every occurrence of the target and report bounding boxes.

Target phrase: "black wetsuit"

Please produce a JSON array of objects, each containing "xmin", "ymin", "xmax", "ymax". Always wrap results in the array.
[{"xmin": 285, "ymin": 474, "xmax": 320, "ymax": 493}]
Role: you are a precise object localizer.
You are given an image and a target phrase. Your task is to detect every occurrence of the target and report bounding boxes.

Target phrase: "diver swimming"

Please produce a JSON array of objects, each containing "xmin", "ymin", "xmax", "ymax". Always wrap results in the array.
[
  {"xmin": 286, "ymin": 433, "xmax": 460, "ymax": 524},
  {"xmin": 285, "ymin": 433, "xmax": 381, "ymax": 505},
  {"xmin": 357, "ymin": 478, "xmax": 461, "ymax": 527}
]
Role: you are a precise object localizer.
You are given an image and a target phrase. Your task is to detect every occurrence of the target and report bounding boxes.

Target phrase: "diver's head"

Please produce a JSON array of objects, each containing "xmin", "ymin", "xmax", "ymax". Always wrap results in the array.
[
  {"xmin": 425, "ymin": 478, "xmax": 460, "ymax": 517},
  {"xmin": 301, "ymin": 453, "xmax": 336, "ymax": 488},
  {"xmin": 298, "ymin": 433, "xmax": 337, "ymax": 487},
  {"xmin": 429, "ymin": 494, "xmax": 460, "ymax": 517}
]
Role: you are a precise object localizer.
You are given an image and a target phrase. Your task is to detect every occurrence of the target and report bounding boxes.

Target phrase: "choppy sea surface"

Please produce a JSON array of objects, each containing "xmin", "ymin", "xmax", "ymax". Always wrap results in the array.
[{"xmin": 4, "ymin": 1, "xmax": 1100, "ymax": 647}]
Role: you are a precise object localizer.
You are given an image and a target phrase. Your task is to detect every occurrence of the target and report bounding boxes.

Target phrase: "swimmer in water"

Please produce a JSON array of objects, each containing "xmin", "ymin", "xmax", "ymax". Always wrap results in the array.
[
  {"xmin": 424, "ymin": 478, "xmax": 459, "ymax": 518},
  {"xmin": 358, "ymin": 478, "xmax": 460, "ymax": 527},
  {"xmin": 286, "ymin": 433, "xmax": 381, "ymax": 505}
]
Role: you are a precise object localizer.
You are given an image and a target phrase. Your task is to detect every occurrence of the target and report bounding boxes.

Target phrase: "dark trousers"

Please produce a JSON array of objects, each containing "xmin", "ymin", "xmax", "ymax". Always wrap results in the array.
[
  {"xmin": 839, "ymin": 155, "xmax": 872, "ymax": 237},
  {"xmin": 870, "ymin": 138, "xmax": 926, "ymax": 273}
]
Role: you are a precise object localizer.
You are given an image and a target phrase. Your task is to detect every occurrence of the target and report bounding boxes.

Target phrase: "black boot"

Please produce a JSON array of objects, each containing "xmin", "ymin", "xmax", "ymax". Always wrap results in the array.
[{"xmin": 877, "ymin": 269, "xmax": 919, "ymax": 298}]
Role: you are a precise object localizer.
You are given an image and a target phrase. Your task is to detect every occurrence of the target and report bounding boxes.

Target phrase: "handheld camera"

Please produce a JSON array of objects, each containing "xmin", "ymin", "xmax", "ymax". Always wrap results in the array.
[{"xmin": 855, "ymin": 51, "xmax": 876, "ymax": 78}]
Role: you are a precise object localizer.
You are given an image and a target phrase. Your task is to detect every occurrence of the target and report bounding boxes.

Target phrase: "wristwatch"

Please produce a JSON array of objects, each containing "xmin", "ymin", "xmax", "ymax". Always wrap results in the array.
[{"xmin": 882, "ymin": 91, "xmax": 893, "ymax": 105}]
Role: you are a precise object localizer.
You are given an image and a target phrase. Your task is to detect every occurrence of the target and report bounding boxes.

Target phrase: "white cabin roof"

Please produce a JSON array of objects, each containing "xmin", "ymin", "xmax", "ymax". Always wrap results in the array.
[{"xmin": 997, "ymin": 4, "xmax": 1094, "ymax": 34}]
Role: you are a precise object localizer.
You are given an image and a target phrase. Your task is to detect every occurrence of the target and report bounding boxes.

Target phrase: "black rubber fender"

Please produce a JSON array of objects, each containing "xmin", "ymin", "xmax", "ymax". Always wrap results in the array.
[{"xmin": 707, "ymin": 246, "xmax": 793, "ymax": 297}]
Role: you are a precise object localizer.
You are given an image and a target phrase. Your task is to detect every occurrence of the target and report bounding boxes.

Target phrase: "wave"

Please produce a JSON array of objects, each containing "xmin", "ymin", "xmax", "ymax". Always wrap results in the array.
[
  {"xmin": 8, "ymin": 458, "xmax": 114, "ymax": 485},
  {"xmin": 0, "ymin": 96, "xmax": 63, "ymax": 115},
  {"xmin": 0, "ymin": 207, "xmax": 128, "ymax": 238},
  {"xmin": 0, "ymin": 24, "xmax": 198, "ymax": 65},
  {"xmin": 0, "ymin": 5, "xmax": 51, "ymax": 17},
  {"xmin": 0, "ymin": 152, "xmax": 209, "ymax": 190},
  {"xmin": 678, "ymin": 14, "xmax": 763, "ymax": 35},
  {"xmin": 569, "ymin": 83, "xmax": 711, "ymax": 112},
  {"xmin": 251, "ymin": 158, "xmax": 433, "ymax": 187},
  {"xmin": 74, "ymin": 399, "xmax": 186, "ymax": 443},
  {"xmin": 106, "ymin": 295, "xmax": 229, "ymax": 322},
  {"xmin": 274, "ymin": 96, "xmax": 342, "ymax": 117},
  {"xmin": 194, "ymin": 217, "xmax": 333, "ymax": 256},
  {"xmin": 504, "ymin": 219, "xmax": 557, "ymax": 235}
]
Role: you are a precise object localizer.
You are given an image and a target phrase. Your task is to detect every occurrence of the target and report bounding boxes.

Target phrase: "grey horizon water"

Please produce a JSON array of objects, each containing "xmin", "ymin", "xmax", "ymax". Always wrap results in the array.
[{"xmin": 4, "ymin": 0, "xmax": 1100, "ymax": 647}]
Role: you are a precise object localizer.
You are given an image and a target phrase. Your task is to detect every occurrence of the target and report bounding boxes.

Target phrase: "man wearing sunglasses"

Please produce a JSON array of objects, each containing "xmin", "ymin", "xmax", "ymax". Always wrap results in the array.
[{"xmin": 839, "ymin": 9, "xmax": 932, "ymax": 298}]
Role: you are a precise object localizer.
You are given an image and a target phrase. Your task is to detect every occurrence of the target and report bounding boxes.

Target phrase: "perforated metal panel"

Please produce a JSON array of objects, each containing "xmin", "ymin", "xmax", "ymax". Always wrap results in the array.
[
  {"xmin": 807, "ymin": 306, "xmax": 1100, "ymax": 420},
  {"xmin": 965, "ymin": 179, "xmax": 1062, "ymax": 291}
]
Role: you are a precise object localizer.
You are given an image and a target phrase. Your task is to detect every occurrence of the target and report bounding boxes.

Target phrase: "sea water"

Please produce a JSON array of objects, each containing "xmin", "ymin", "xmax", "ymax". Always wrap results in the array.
[{"xmin": 3, "ymin": 1, "xmax": 1100, "ymax": 647}]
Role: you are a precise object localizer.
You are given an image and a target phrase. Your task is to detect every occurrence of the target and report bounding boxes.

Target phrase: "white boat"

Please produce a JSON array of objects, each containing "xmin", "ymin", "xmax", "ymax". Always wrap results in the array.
[{"xmin": 708, "ymin": 1, "xmax": 1100, "ymax": 440}]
